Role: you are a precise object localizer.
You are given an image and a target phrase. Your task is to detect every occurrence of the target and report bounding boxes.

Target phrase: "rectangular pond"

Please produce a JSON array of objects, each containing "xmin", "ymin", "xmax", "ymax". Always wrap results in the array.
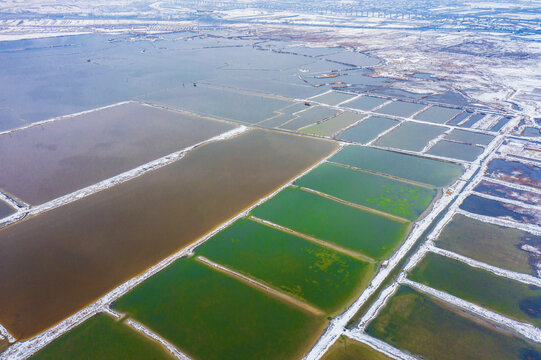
[
  {"xmin": 300, "ymin": 111, "xmax": 364, "ymax": 137},
  {"xmin": 114, "ymin": 258, "xmax": 327, "ymax": 360},
  {"xmin": 330, "ymin": 146, "xmax": 463, "ymax": 187},
  {"xmin": 0, "ymin": 102, "xmax": 236, "ymax": 205},
  {"xmin": 251, "ymin": 187, "xmax": 411, "ymax": 260},
  {"xmin": 475, "ymin": 180, "xmax": 541, "ymax": 206},
  {"xmin": 309, "ymin": 91, "xmax": 357, "ymax": 106},
  {"xmin": 446, "ymin": 110, "xmax": 472, "ymax": 126},
  {"xmin": 343, "ymin": 96, "xmax": 388, "ymax": 111},
  {"xmin": 414, "ymin": 105, "xmax": 463, "ymax": 124},
  {"xmin": 375, "ymin": 101, "xmax": 426, "ymax": 118},
  {"xmin": 295, "ymin": 162, "xmax": 437, "ymax": 221},
  {"xmin": 409, "ymin": 252, "xmax": 541, "ymax": 327},
  {"xmin": 436, "ymin": 214, "xmax": 541, "ymax": 277},
  {"xmin": 460, "ymin": 194, "xmax": 541, "ymax": 225},
  {"xmin": 491, "ymin": 117, "xmax": 511, "ymax": 132},
  {"xmin": 374, "ymin": 121, "xmax": 448, "ymax": 152},
  {"xmin": 486, "ymin": 159, "xmax": 541, "ymax": 189},
  {"xmin": 426, "ymin": 140, "xmax": 484, "ymax": 162},
  {"xmin": 461, "ymin": 113, "xmax": 486, "ymax": 128},
  {"xmin": 445, "ymin": 129, "xmax": 494, "ymax": 146},
  {"xmin": 366, "ymin": 286, "xmax": 541, "ymax": 360},
  {"xmin": 196, "ymin": 218, "xmax": 375, "ymax": 314},
  {"xmin": 142, "ymin": 84, "xmax": 292, "ymax": 124},
  {"xmin": 335, "ymin": 116, "xmax": 398, "ymax": 144},
  {"xmin": 280, "ymin": 106, "xmax": 339, "ymax": 131},
  {"xmin": 31, "ymin": 314, "xmax": 173, "ymax": 360},
  {"xmin": 0, "ymin": 129, "xmax": 336, "ymax": 340}
]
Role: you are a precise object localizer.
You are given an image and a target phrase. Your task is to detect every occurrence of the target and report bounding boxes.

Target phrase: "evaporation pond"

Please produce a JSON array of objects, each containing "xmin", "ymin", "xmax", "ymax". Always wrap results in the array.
[
  {"xmin": 336, "ymin": 116, "xmax": 398, "ymax": 144},
  {"xmin": 426, "ymin": 140, "xmax": 483, "ymax": 162},
  {"xmin": 486, "ymin": 158, "xmax": 541, "ymax": 189},
  {"xmin": 280, "ymin": 106, "xmax": 339, "ymax": 131},
  {"xmin": 300, "ymin": 111, "xmax": 364, "ymax": 137},
  {"xmin": 445, "ymin": 129, "xmax": 494, "ymax": 145},
  {"xmin": 252, "ymin": 186, "xmax": 410, "ymax": 260},
  {"xmin": 409, "ymin": 252, "xmax": 541, "ymax": 327},
  {"xmin": 295, "ymin": 162, "xmax": 436, "ymax": 221},
  {"xmin": 374, "ymin": 121, "xmax": 447, "ymax": 152},
  {"xmin": 31, "ymin": 314, "xmax": 174, "ymax": 360},
  {"xmin": 143, "ymin": 84, "xmax": 292, "ymax": 124},
  {"xmin": 414, "ymin": 105, "xmax": 462, "ymax": 124},
  {"xmin": 460, "ymin": 194, "xmax": 541, "ymax": 225},
  {"xmin": 366, "ymin": 286, "xmax": 541, "ymax": 360},
  {"xmin": 475, "ymin": 180, "xmax": 541, "ymax": 206},
  {"xmin": 330, "ymin": 146, "xmax": 462, "ymax": 187},
  {"xmin": 114, "ymin": 258, "xmax": 327, "ymax": 360},
  {"xmin": 375, "ymin": 101, "xmax": 426, "ymax": 117},
  {"xmin": 436, "ymin": 214, "xmax": 541, "ymax": 277},
  {"xmin": 0, "ymin": 102, "xmax": 235, "ymax": 205},
  {"xmin": 196, "ymin": 218, "xmax": 375, "ymax": 314},
  {"xmin": 0, "ymin": 129, "xmax": 335, "ymax": 340},
  {"xmin": 309, "ymin": 91, "xmax": 357, "ymax": 106},
  {"xmin": 344, "ymin": 96, "xmax": 388, "ymax": 111}
]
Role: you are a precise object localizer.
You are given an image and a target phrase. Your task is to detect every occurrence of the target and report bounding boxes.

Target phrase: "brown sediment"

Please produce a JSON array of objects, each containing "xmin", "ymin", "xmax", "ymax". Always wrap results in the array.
[
  {"xmin": 0, "ymin": 129, "xmax": 336, "ymax": 340},
  {"xmin": 0, "ymin": 102, "xmax": 235, "ymax": 205},
  {"xmin": 249, "ymin": 216, "xmax": 375, "ymax": 263},
  {"xmin": 299, "ymin": 186, "xmax": 410, "ymax": 224},
  {"xmin": 0, "ymin": 338, "xmax": 9, "ymax": 354},
  {"xmin": 196, "ymin": 256, "xmax": 325, "ymax": 316}
]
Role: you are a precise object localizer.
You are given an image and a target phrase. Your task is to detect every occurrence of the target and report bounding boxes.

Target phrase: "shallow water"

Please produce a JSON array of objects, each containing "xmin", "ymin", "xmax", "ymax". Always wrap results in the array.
[
  {"xmin": 446, "ymin": 111, "xmax": 472, "ymax": 126},
  {"xmin": 343, "ymin": 96, "xmax": 388, "ymax": 111},
  {"xmin": 280, "ymin": 106, "xmax": 338, "ymax": 131},
  {"xmin": 414, "ymin": 105, "xmax": 462, "ymax": 124},
  {"xmin": 0, "ymin": 129, "xmax": 335, "ymax": 339},
  {"xmin": 445, "ymin": 129, "xmax": 494, "ymax": 145},
  {"xmin": 460, "ymin": 194, "xmax": 540, "ymax": 225},
  {"xmin": 460, "ymin": 113, "xmax": 486, "ymax": 128},
  {"xmin": 522, "ymin": 127, "xmax": 541, "ymax": 137},
  {"xmin": 475, "ymin": 180, "xmax": 541, "ymax": 206},
  {"xmin": 301, "ymin": 111, "xmax": 364, "ymax": 136},
  {"xmin": 436, "ymin": 214, "xmax": 541, "ymax": 276},
  {"xmin": 367, "ymin": 286, "xmax": 541, "ymax": 360},
  {"xmin": 0, "ymin": 103, "xmax": 235, "ymax": 204},
  {"xmin": 426, "ymin": 140, "xmax": 484, "ymax": 162},
  {"xmin": 376, "ymin": 100, "xmax": 426, "ymax": 118},
  {"xmin": 336, "ymin": 116, "xmax": 398, "ymax": 144},
  {"xmin": 309, "ymin": 91, "xmax": 356, "ymax": 106},
  {"xmin": 142, "ymin": 84, "xmax": 292, "ymax": 124},
  {"xmin": 375, "ymin": 121, "xmax": 447, "ymax": 152},
  {"xmin": 486, "ymin": 159, "xmax": 541, "ymax": 189},
  {"xmin": 331, "ymin": 146, "xmax": 462, "ymax": 187}
]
